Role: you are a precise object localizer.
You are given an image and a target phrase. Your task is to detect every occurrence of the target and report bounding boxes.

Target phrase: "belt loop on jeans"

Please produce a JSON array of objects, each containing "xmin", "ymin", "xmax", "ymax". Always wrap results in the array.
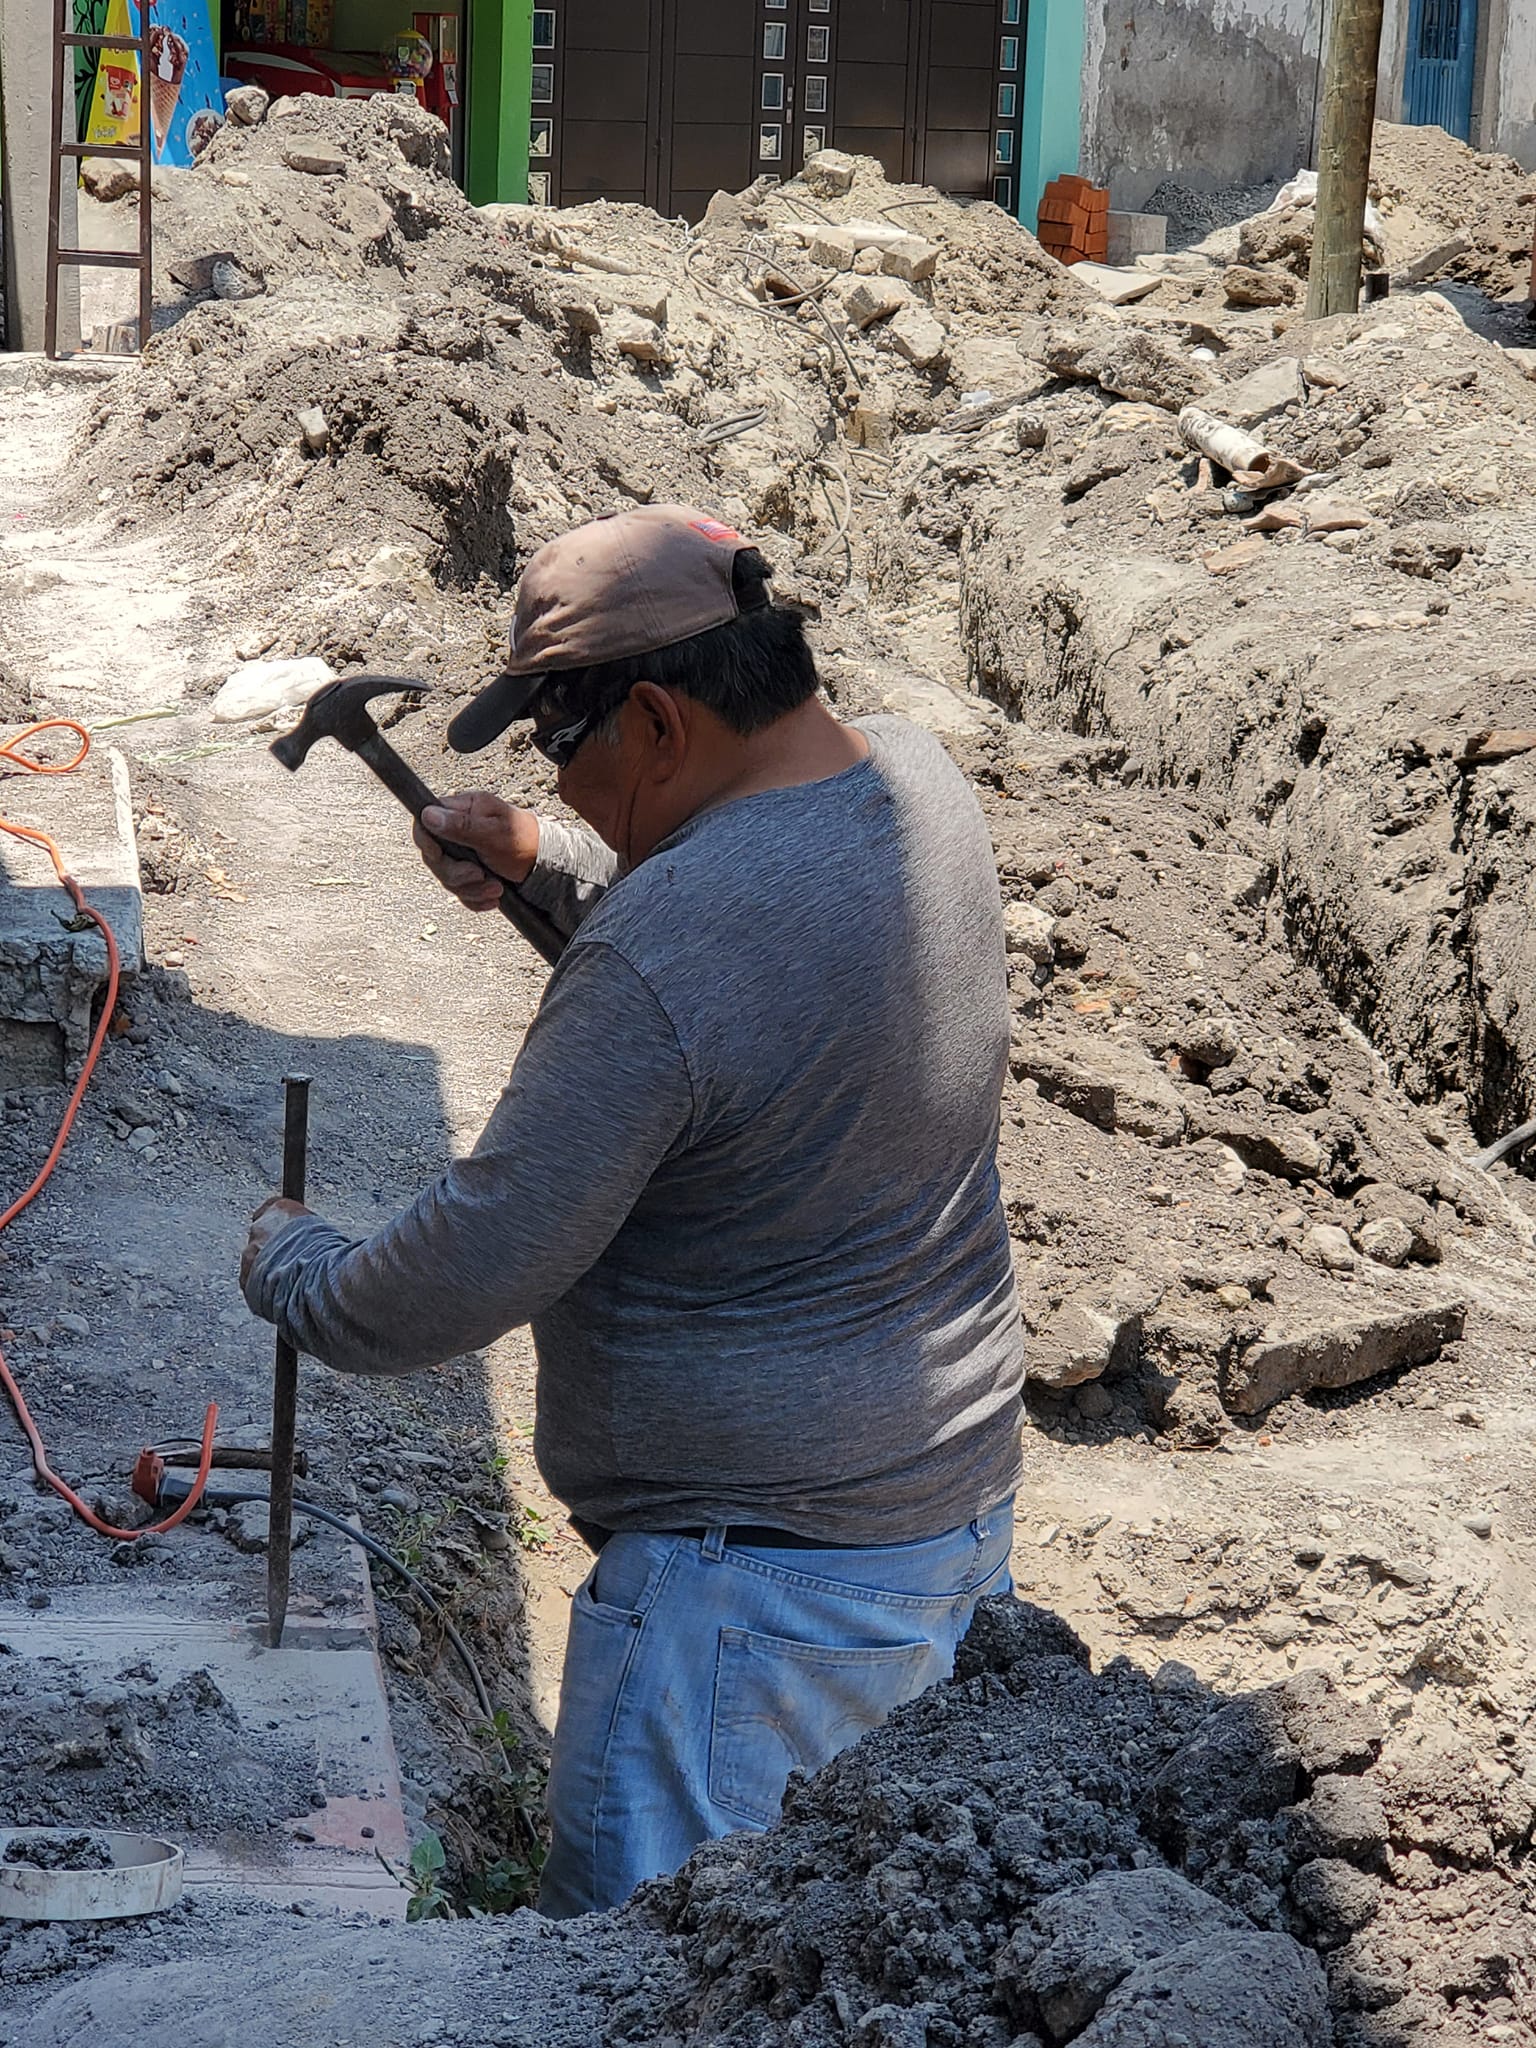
[{"xmin": 701, "ymin": 1526, "xmax": 727, "ymax": 1563}]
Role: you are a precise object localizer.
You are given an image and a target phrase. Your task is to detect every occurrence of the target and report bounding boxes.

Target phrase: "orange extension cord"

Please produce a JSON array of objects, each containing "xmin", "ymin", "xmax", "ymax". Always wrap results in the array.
[{"xmin": 0, "ymin": 720, "xmax": 216, "ymax": 1540}]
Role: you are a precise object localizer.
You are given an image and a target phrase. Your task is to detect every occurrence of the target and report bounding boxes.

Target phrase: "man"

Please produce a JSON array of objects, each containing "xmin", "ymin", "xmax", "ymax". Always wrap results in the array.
[{"xmin": 242, "ymin": 505, "xmax": 1025, "ymax": 1917}]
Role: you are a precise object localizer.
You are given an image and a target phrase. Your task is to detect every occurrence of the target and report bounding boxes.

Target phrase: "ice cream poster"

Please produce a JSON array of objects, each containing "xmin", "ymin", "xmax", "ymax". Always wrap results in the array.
[{"xmin": 85, "ymin": 0, "xmax": 222, "ymax": 168}]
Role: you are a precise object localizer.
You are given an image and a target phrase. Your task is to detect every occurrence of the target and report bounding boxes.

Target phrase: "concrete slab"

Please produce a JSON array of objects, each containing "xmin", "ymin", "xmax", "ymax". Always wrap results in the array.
[
  {"xmin": 0, "ymin": 743, "xmax": 143, "ymax": 1079},
  {"xmin": 0, "ymin": 353, "xmax": 133, "ymax": 392},
  {"xmin": 1072, "ymin": 262, "xmax": 1164, "ymax": 306},
  {"xmin": 0, "ymin": 1538, "xmax": 410, "ymax": 1920}
]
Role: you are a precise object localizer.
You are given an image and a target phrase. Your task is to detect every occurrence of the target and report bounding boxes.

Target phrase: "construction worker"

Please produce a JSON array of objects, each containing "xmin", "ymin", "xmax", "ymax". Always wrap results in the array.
[{"xmin": 241, "ymin": 505, "xmax": 1025, "ymax": 1916}]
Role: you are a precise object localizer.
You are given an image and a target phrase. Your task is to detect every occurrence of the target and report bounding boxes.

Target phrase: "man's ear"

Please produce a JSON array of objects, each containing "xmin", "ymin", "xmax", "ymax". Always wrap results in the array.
[{"xmin": 629, "ymin": 682, "xmax": 687, "ymax": 780}]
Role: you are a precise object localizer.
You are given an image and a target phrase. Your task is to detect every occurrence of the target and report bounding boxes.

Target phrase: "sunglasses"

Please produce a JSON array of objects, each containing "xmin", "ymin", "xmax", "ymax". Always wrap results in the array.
[
  {"xmin": 530, "ymin": 713, "xmax": 595, "ymax": 769},
  {"xmin": 528, "ymin": 681, "xmax": 636, "ymax": 769}
]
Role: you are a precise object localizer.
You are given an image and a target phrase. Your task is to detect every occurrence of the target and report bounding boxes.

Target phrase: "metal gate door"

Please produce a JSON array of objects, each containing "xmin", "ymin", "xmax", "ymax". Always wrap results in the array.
[
  {"xmin": 548, "ymin": 0, "xmax": 1014, "ymax": 218},
  {"xmin": 1404, "ymin": 0, "xmax": 1478, "ymax": 141}
]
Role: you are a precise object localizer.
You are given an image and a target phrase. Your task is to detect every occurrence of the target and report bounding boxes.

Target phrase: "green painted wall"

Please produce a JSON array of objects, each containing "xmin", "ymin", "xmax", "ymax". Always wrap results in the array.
[
  {"xmin": 1019, "ymin": 0, "xmax": 1083, "ymax": 228},
  {"xmin": 465, "ymin": 0, "xmax": 529, "ymax": 204}
]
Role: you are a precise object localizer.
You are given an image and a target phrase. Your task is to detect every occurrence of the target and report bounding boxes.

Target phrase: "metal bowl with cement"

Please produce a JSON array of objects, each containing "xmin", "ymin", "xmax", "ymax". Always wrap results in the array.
[{"xmin": 0, "ymin": 1828, "xmax": 184, "ymax": 1921}]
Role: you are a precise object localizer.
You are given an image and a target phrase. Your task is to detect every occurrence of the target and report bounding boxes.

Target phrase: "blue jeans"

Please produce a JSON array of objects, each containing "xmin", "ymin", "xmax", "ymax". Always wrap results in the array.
[{"xmin": 539, "ymin": 1501, "xmax": 1014, "ymax": 1918}]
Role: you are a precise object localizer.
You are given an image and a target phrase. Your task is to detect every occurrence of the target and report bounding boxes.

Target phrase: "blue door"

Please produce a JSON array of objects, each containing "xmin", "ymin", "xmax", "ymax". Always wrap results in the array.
[{"xmin": 1404, "ymin": 0, "xmax": 1478, "ymax": 140}]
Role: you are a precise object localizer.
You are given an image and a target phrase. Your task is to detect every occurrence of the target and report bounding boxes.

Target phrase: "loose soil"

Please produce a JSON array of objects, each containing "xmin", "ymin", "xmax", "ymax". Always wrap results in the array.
[{"xmin": 2, "ymin": 97, "xmax": 1535, "ymax": 2048}]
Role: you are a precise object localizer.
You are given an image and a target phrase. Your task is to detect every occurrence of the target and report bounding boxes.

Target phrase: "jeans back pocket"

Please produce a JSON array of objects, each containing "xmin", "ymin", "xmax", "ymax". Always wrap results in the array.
[{"xmin": 709, "ymin": 1624, "xmax": 937, "ymax": 1828}]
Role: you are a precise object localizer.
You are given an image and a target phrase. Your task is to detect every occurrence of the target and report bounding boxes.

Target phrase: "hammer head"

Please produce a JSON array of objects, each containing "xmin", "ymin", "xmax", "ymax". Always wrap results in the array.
[{"xmin": 270, "ymin": 674, "xmax": 432, "ymax": 771}]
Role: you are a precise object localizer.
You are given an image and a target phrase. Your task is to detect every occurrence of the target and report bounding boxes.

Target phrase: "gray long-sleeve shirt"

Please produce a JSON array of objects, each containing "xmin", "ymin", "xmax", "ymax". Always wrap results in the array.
[{"xmin": 245, "ymin": 714, "xmax": 1025, "ymax": 1542}]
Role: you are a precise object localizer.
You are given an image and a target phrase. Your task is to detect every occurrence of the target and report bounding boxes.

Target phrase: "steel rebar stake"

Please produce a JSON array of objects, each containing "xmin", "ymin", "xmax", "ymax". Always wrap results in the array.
[{"xmin": 266, "ymin": 1073, "xmax": 312, "ymax": 1648}]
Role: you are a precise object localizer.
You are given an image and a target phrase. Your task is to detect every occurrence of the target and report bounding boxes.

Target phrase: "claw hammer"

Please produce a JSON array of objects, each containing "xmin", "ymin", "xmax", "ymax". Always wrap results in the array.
[{"xmin": 270, "ymin": 674, "xmax": 566, "ymax": 969}]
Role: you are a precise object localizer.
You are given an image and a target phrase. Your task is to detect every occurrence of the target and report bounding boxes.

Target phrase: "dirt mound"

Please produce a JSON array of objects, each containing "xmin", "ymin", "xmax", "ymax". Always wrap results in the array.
[
  {"xmin": 53, "ymin": 98, "xmax": 738, "ymax": 683},
  {"xmin": 1371, "ymin": 121, "xmax": 1536, "ymax": 295},
  {"xmin": 1228, "ymin": 124, "xmax": 1536, "ymax": 294}
]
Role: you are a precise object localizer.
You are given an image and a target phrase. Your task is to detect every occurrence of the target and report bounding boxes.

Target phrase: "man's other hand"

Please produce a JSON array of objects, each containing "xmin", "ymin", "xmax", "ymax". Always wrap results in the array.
[
  {"xmin": 242, "ymin": 1195, "xmax": 311, "ymax": 1291},
  {"xmin": 415, "ymin": 793, "xmax": 540, "ymax": 913}
]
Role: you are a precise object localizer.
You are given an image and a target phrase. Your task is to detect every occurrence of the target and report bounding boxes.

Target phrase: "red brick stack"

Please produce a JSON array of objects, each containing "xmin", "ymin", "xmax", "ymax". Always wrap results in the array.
[{"xmin": 1035, "ymin": 175, "xmax": 1109, "ymax": 265}]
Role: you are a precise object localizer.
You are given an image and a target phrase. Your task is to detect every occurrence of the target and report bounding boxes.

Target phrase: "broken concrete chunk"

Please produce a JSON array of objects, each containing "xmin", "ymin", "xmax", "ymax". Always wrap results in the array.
[
  {"xmin": 282, "ymin": 146, "xmax": 348, "ymax": 177},
  {"xmin": 800, "ymin": 148, "xmax": 857, "ymax": 199},
  {"xmin": 607, "ymin": 311, "xmax": 672, "ymax": 365},
  {"xmin": 844, "ymin": 277, "xmax": 910, "ymax": 329},
  {"xmin": 879, "ymin": 234, "xmax": 939, "ymax": 283},
  {"xmin": 618, "ymin": 285, "xmax": 669, "ymax": 325},
  {"xmin": 211, "ymin": 656, "xmax": 336, "ymax": 725},
  {"xmin": 887, "ymin": 307, "xmax": 947, "ymax": 370},
  {"xmin": 294, "ymin": 406, "xmax": 329, "ymax": 455},
  {"xmin": 1071, "ymin": 263, "xmax": 1163, "ymax": 306},
  {"xmin": 851, "ymin": 247, "xmax": 884, "ymax": 276},
  {"xmin": 1223, "ymin": 1299, "xmax": 1468, "ymax": 1414},
  {"xmin": 228, "ymin": 1500, "xmax": 270, "ymax": 1553},
  {"xmin": 557, "ymin": 295, "xmax": 601, "ymax": 338},
  {"xmin": 810, "ymin": 226, "xmax": 858, "ymax": 270},
  {"xmin": 223, "ymin": 83, "xmax": 270, "ymax": 125},
  {"xmin": 1208, "ymin": 356, "xmax": 1304, "ymax": 429},
  {"xmin": 1106, "ymin": 210, "xmax": 1166, "ymax": 265},
  {"xmin": 1301, "ymin": 499, "xmax": 1371, "ymax": 536}
]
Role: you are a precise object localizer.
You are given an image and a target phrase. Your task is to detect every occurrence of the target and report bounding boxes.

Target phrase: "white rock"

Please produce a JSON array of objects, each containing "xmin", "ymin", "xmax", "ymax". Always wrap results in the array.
[
  {"xmin": 1303, "ymin": 1223, "xmax": 1357, "ymax": 1273},
  {"xmin": 1004, "ymin": 900, "xmax": 1055, "ymax": 963},
  {"xmin": 606, "ymin": 310, "xmax": 672, "ymax": 365},
  {"xmin": 1356, "ymin": 1215, "xmax": 1414, "ymax": 1268},
  {"xmin": 223, "ymin": 83, "xmax": 269, "ymax": 125},
  {"xmin": 295, "ymin": 405, "xmax": 329, "ymax": 454},
  {"xmin": 211, "ymin": 656, "xmax": 336, "ymax": 724}
]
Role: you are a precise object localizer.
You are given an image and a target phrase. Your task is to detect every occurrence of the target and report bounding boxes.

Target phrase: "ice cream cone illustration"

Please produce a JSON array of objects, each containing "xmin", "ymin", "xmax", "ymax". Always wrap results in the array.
[{"xmin": 148, "ymin": 26, "xmax": 189, "ymax": 155}]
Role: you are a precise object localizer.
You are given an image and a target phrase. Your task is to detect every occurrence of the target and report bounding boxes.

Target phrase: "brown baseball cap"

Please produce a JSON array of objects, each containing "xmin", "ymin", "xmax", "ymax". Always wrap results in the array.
[{"xmin": 446, "ymin": 505, "xmax": 760, "ymax": 753}]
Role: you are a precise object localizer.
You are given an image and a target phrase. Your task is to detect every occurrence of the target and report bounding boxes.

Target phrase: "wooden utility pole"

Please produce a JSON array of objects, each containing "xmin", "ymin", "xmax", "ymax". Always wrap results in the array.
[{"xmin": 1306, "ymin": 0, "xmax": 1387, "ymax": 319}]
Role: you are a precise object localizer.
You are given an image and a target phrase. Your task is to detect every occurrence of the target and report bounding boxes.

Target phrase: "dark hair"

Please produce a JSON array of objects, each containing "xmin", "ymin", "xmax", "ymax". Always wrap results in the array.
[{"xmin": 534, "ymin": 549, "xmax": 818, "ymax": 738}]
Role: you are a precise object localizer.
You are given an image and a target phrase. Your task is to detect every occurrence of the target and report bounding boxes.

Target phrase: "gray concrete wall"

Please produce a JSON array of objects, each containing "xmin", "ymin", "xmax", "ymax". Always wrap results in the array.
[
  {"xmin": 1081, "ymin": 0, "xmax": 1328, "ymax": 210},
  {"xmin": 1080, "ymin": 0, "xmax": 1535, "ymax": 211},
  {"xmin": 0, "ymin": 0, "xmax": 80, "ymax": 351}
]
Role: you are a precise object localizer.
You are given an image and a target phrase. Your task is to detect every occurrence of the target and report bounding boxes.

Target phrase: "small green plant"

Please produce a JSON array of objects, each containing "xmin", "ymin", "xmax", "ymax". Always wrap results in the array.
[
  {"xmin": 377, "ymin": 1828, "xmax": 453, "ymax": 1922},
  {"xmin": 514, "ymin": 1503, "xmax": 549, "ymax": 1552},
  {"xmin": 461, "ymin": 1842, "xmax": 546, "ymax": 1915}
]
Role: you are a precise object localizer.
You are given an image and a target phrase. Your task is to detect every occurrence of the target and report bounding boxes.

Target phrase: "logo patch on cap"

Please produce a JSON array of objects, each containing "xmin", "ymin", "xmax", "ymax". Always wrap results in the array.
[{"xmin": 690, "ymin": 518, "xmax": 742, "ymax": 544}]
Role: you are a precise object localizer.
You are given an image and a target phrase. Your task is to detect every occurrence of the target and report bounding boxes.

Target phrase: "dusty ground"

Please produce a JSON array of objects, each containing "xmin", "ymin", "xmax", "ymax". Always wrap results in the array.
[{"xmin": 2, "ymin": 96, "xmax": 1536, "ymax": 2047}]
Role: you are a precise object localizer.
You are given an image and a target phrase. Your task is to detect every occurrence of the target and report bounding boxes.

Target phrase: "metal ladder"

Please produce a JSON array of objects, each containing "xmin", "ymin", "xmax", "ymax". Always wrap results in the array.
[{"xmin": 45, "ymin": 0, "xmax": 153, "ymax": 359}]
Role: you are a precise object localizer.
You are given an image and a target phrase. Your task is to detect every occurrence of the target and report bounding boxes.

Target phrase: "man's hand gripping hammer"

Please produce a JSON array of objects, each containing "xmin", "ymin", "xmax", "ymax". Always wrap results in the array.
[{"xmin": 271, "ymin": 675, "xmax": 566, "ymax": 968}]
